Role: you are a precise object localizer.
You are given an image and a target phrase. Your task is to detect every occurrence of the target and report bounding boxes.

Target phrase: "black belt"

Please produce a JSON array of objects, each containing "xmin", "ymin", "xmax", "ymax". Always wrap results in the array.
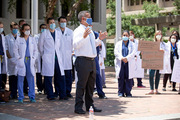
[{"xmin": 78, "ymin": 56, "xmax": 94, "ymax": 60}]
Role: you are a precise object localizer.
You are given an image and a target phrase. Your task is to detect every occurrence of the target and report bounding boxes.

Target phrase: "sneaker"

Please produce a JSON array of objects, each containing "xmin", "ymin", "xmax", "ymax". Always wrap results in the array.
[
  {"xmin": 18, "ymin": 99, "xmax": 23, "ymax": 103},
  {"xmin": 38, "ymin": 91, "xmax": 42, "ymax": 94},
  {"xmin": 118, "ymin": 93, "xmax": 124, "ymax": 97},
  {"xmin": 162, "ymin": 87, "xmax": 166, "ymax": 91},
  {"xmin": 30, "ymin": 98, "xmax": 36, "ymax": 103}
]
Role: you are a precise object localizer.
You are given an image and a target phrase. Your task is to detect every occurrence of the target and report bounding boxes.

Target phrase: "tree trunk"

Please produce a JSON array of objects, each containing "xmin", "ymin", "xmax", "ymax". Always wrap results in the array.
[
  {"xmin": 67, "ymin": 0, "xmax": 84, "ymax": 22},
  {"xmin": 45, "ymin": 0, "xmax": 58, "ymax": 23}
]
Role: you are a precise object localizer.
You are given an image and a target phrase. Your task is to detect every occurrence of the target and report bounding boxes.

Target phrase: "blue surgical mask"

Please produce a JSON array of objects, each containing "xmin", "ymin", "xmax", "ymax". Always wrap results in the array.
[
  {"xmin": 41, "ymin": 29, "xmax": 46, "ymax": 33},
  {"xmin": 86, "ymin": 18, "xmax": 92, "ymax": 25},
  {"xmin": 12, "ymin": 29, "xmax": 18, "ymax": 35},
  {"xmin": 50, "ymin": 23, "xmax": 56, "ymax": 30},
  {"xmin": 122, "ymin": 36, "xmax": 129, "ymax": 41},
  {"xmin": 0, "ymin": 28, "xmax": 4, "ymax": 34},
  {"xmin": 60, "ymin": 23, "xmax": 66, "ymax": 28}
]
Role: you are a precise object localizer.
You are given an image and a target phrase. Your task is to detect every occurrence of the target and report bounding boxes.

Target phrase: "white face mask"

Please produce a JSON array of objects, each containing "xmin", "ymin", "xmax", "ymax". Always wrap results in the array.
[
  {"xmin": 0, "ymin": 28, "xmax": 3, "ymax": 34},
  {"xmin": 171, "ymin": 38, "xmax": 176, "ymax": 43},
  {"xmin": 156, "ymin": 35, "xmax": 162, "ymax": 41},
  {"xmin": 24, "ymin": 30, "xmax": 30, "ymax": 36},
  {"xmin": 129, "ymin": 35, "xmax": 134, "ymax": 40}
]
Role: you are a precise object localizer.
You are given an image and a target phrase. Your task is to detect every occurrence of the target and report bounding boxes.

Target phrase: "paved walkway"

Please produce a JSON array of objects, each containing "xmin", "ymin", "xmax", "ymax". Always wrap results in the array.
[{"xmin": 0, "ymin": 68, "xmax": 180, "ymax": 120}]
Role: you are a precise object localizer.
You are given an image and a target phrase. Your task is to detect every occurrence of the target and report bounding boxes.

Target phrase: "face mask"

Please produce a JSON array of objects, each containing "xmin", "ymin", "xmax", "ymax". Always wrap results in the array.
[
  {"xmin": 129, "ymin": 35, "xmax": 134, "ymax": 40},
  {"xmin": 156, "ymin": 35, "xmax": 162, "ymax": 40},
  {"xmin": 24, "ymin": 30, "xmax": 30, "ymax": 36},
  {"xmin": 122, "ymin": 36, "xmax": 129, "ymax": 41},
  {"xmin": 41, "ymin": 29, "xmax": 46, "ymax": 33},
  {"xmin": 86, "ymin": 18, "xmax": 92, "ymax": 25},
  {"xmin": 12, "ymin": 29, "xmax": 18, "ymax": 35},
  {"xmin": 50, "ymin": 23, "xmax": 56, "ymax": 30},
  {"xmin": 0, "ymin": 28, "xmax": 4, "ymax": 34},
  {"xmin": 60, "ymin": 23, "xmax": 66, "ymax": 28},
  {"xmin": 171, "ymin": 38, "xmax": 176, "ymax": 43}
]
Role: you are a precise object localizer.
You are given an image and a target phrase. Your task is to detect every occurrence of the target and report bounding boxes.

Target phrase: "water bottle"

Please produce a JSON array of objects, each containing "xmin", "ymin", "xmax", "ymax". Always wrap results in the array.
[{"xmin": 89, "ymin": 106, "xmax": 94, "ymax": 120}]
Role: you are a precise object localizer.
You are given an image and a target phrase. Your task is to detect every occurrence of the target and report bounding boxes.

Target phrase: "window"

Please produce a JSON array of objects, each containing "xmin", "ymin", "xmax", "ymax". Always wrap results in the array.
[
  {"xmin": 165, "ymin": 0, "xmax": 170, "ymax": 1},
  {"xmin": 136, "ymin": 0, "xmax": 140, "ymax": 5},
  {"xmin": 153, "ymin": 0, "xmax": 156, "ymax": 3},
  {"xmin": 130, "ymin": 0, "xmax": 134, "ymax": 6},
  {"xmin": 16, "ymin": 0, "xmax": 23, "ymax": 18},
  {"xmin": 0, "ymin": 0, "xmax": 2, "ymax": 17},
  {"xmin": 147, "ymin": 0, "xmax": 151, "ymax": 2},
  {"xmin": 141, "ymin": 0, "xmax": 145, "ymax": 4}
]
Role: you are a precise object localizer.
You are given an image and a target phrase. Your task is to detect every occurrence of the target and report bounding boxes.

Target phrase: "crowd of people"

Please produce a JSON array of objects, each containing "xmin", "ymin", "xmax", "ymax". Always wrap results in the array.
[{"xmin": 0, "ymin": 10, "xmax": 180, "ymax": 114}]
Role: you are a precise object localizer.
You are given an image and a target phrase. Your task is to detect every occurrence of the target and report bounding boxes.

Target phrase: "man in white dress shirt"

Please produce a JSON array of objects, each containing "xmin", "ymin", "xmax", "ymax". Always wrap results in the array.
[{"xmin": 73, "ymin": 11, "xmax": 107, "ymax": 114}]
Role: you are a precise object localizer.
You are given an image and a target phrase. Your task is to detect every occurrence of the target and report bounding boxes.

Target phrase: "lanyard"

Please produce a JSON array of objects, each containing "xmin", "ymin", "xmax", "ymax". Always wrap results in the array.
[{"xmin": 171, "ymin": 43, "xmax": 176, "ymax": 56}]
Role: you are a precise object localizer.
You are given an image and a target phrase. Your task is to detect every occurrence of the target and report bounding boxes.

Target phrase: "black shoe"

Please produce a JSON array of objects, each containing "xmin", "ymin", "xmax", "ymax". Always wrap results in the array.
[
  {"xmin": 99, "ymin": 95, "xmax": 108, "ymax": 99},
  {"xmin": 48, "ymin": 97, "xmax": 56, "ymax": 100},
  {"xmin": 59, "ymin": 97, "xmax": 69, "ymax": 100},
  {"xmin": 86, "ymin": 107, "xmax": 102, "ymax": 112},
  {"xmin": 103, "ymin": 85, "xmax": 107, "ymax": 88},
  {"xmin": 172, "ymin": 89, "xmax": 177, "ymax": 91},
  {"xmin": 67, "ymin": 94, "xmax": 73, "ymax": 98},
  {"xmin": 74, "ymin": 109, "xmax": 86, "ymax": 114}
]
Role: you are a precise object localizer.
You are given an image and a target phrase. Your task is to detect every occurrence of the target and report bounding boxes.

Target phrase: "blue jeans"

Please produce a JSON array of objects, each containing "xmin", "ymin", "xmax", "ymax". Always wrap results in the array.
[
  {"xmin": 18, "ymin": 58, "xmax": 35, "ymax": 100},
  {"xmin": 149, "ymin": 69, "xmax": 160, "ymax": 90}
]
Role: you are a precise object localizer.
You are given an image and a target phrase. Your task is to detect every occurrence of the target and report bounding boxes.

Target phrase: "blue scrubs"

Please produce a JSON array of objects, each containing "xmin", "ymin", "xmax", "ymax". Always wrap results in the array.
[
  {"xmin": 118, "ymin": 41, "xmax": 132, "ymax": 96},
  {"xmin": 94, "ymin": 31, "xmax": 105, "ymax": 97},
  {"xmin": 18, "ymin": 37, "xmax": 35, "ymax": 100}
]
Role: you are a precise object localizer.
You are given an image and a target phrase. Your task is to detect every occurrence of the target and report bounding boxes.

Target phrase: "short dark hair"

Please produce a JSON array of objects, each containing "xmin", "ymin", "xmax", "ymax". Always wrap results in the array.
[
  {"xmin": 58, "ymin": 16, "xmax": 67, "ymax": 22},
  {"xmin": 10, "ymin": 22, "xmax": 18, "ymax": 28},
  {"xmin": 39, "ymin": 24, "xmax": 46, "ymax": 29},
  {"xmin": 47, "ymin": 17, "xmax": 54, "ymax": 24},
  {"xmin": 169, "ymin": 34, "xmax": 178, "ymax": 43},
  {"xmin": 122, "ymin": 30, "xmax": 130, "ymax": 35},
  {"xmin": 19, "ymin": 19, "xmax": 25, "ymax": 26},
  {"xmin": 78, "ymin": 11, "xmax": 90, "ymax": 22}
]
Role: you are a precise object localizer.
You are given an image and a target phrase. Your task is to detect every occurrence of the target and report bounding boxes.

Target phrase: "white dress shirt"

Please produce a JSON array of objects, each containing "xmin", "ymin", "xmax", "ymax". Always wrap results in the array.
[{"xmin": 73, "ymin": 24, "xmax": 101, "ymax": 58}]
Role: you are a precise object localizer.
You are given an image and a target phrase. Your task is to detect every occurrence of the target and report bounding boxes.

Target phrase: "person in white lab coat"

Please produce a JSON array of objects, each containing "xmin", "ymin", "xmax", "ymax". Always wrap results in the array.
[
  {"xmin": 14, "ymin": 24, "xmax": 38, "ymax": 103},
  {"xmin": 114, "ymin": 30, "xmax": 135, "ymax": 97},
  {"xmin": 5, "ymin": 22, "xmax": 19, "ymax": 99},
  {"xmin": 34, "ymin": 24, "xmax": 46, "ymax": 94},
  {"xmin": 161, "ymin": 34, "xmax": 178, "ymax": 91},
  {"xmin": 99, "ymin": 41, "xmax": 106, "ymax": 88},
  {"xmin": 0, "ymin": 22, "xmax": 7, "ymax": 91},
  {"xmin": 129, "ymin": 31, "xmax": 145, "ymax": 88},
  {"xmin": 56, "ymin": 16, "xmax": 73, "ymax": 98},
  {"xmin": 38, "ymin": 17, "xmax": 67, "ymax": 100}
]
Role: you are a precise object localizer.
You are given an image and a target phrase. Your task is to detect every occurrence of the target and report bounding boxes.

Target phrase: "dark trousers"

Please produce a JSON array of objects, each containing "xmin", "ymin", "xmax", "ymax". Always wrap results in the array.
[
  {"xmin": 23, "ymin": 77, "xmax": 28, "ymax": 93},
  {"xmin": 118, "ymin": 62, "xmax": 132, "ymax": 96},
  {"xmin": 54, "ymin": 59, "xmax": 66, "ymax": 99},
  {"xmin": 9, "ymin": 75, "xmax": 18, "ymax": 97},
  {"xmin": 75, "ymin": 57, "xmax": 96, "ymax": 111},
  {"xmin": 95, "ymin": 57, "xmax": 105, "ymax": 97},
  {"xmin": 132, "ymin": 78, "xmax": 143, "ymax": 87},
  {"xmin": 44, "ymin": 76, "xmax": 54, "ymax": 99},
  {"xmin": 65, "ymin": 70, "xmax": 72, "ymax": 96},
  {"xmin": 149, "ymin": 69, "xmax": 160, "ymax": 90},
  {"xmin": 36, "ymin": 73, "xmax": 44, "ymax": 92},
  {"xmin": 1, "ymin": 74, "xmax": 7, "ymax": 89},
  {"xmin": 163, "ymin": 74, "xmax": 176, "ymax": 89}
]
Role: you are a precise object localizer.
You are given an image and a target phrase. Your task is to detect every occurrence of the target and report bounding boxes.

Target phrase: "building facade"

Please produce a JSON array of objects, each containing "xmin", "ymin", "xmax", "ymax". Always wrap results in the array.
[{"xmin": 0, "ymin": 0, "xmax": 106, "ymax": 35}]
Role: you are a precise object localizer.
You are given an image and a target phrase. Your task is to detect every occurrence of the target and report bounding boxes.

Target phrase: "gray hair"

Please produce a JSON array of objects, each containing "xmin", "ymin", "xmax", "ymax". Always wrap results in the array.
[{"xmin": 78, "ymin": 11, "xmax": 90, "ymax": 22}]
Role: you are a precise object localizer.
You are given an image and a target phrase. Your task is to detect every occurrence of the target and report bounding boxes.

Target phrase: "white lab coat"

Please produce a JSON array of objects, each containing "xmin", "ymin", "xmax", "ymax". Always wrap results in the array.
[
  {"xmin": 133, "ymin": 39, "xmax": 144, "ymax": 78},
  {"xmin": 114, "ymin": 40, "xmax": 135, "ymax": 79},
  {"xmin": 34, "ymin": 34, "xmax": 41, "ymax": 73},
  {"xmin": 99, "ymin": 41, "xmax": 106, "ymax": 70},
  {"xmin": 5, "ymin": 33, "xmax": 19, "ymax": 75},
  {"xmin": 160, "ymin": 41, "xmax": 173, "ymax": 74},
  {"xmin": 0, "ymin": 34, "xmax": 7, "ymax": 74},
  {"xmin": 38, "ymin": 29, "xmax": 64, "ymax": 76},
  {"xmin": 56, "ymin": 27, "xmax": 73, "ymax": 70},
  {"xmin": 13, "ymin": 36, "xmax": 38, "ymax": 76}
]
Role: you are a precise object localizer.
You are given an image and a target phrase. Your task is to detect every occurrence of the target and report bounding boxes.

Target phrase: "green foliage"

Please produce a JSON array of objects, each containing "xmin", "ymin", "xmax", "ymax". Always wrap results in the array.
[
  {"xmin": 105, "ymin": 43, "xmax": 115, "ymax": 66},
  {"xmin": 172, "ymin": 0, "xmax": 180, "ymax": 15}
]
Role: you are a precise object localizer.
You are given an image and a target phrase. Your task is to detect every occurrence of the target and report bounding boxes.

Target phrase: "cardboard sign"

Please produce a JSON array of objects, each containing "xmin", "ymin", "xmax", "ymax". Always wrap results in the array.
[
  {"xmin": 171, "ymin": 60, "xmax": 180, "ymax": 83},
  {"xmin": 141, "ymin": 50, "xmax": 164, "ymax": 70},
  {"xmin": 138, "ymin": 40, "xmax": 160, "ymax": 51}
]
